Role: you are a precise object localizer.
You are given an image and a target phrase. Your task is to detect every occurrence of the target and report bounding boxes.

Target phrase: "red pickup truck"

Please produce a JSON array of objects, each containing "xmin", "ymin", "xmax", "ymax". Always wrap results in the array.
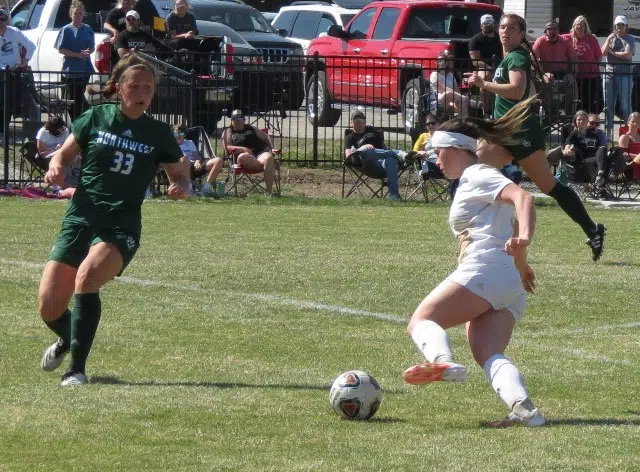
[{"xmin": 305, "ymin": 0, "xmax": 502, "ymax": 131}]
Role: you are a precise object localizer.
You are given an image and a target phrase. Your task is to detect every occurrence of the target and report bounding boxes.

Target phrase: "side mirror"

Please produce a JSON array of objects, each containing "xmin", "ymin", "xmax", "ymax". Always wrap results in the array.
[
  {"xmin": 327, "ymin": 24, "xmax": 349, "ymax": 40},
  {"xmin": 278, "ymin": 28, "xmax": 288, "ymax": 37}
]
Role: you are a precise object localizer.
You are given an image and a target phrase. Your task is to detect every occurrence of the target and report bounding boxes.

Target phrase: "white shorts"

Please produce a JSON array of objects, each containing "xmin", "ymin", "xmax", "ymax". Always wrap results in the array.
[{"xmin": 446, "ymin": 259, "xmax": 526, "ymax": 320}]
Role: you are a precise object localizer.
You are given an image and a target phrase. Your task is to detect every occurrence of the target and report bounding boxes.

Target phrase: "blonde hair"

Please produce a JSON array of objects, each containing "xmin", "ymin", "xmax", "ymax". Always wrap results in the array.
[
  {"xmin": 573, "ymin": 110, "xmax": 588, "ymax": 127},
  {"xmin": 628, "ymin": 112, "xmax": 640, "ymax": 124},
  {"xmin": 571, "ymin": 16, "xmax": 592, "ymax": 45},
  {"xmin": 437, "ymin": 95, "xmax": 538, "ymax": 148}
]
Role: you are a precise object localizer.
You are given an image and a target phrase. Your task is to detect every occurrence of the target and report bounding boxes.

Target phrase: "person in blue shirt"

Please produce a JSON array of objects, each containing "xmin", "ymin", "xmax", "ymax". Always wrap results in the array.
[{"xmin": 55, "ymin": 1, "xmax": 95, "ymax": 120}]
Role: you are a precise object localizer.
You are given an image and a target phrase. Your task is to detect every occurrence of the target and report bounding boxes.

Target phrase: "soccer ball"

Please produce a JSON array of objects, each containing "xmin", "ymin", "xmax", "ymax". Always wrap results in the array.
[{"xmin": 329, "ymin": 370, "xmax": 382, "ymax": 420}]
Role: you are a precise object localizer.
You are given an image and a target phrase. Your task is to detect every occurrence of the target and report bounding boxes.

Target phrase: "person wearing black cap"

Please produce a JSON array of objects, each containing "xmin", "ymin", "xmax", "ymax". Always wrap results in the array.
[
  {"xmin": 469, "ymin": 14, "xmax": 502, "ymax": 115},
  {"xmin": 344, "ymin": 111, "xmax": 412, "ymax": 200},
  {"xmin": 222, "ymin": 110, "xmax": 277, "ymax": 194}
]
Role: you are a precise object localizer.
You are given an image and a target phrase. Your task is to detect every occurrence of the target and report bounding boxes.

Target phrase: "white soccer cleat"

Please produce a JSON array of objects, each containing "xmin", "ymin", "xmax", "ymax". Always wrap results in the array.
[
  {"xmin": 61, "ymin": 372, "xmax": 88, "ymax": 386},
  {"xmin": 41, "ymin": 338, "xmax": 68, "ymax": 372},
  {"xmin": 487, "ymin": 400, "xmax": 546, "ymax": 428},
  {"xmin": 403, "ymin": 361, "xmax": 468, "ymax": 385}
]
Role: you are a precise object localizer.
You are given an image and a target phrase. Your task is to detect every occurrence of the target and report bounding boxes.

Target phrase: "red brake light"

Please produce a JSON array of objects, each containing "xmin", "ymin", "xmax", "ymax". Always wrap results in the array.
[
  {"xmin": 223, "ymin": 39, "xmax": 235, "ymax": 76},
  {"xmin": 95, "ymin": 42, "xmax": 111, "ymax": 75}
]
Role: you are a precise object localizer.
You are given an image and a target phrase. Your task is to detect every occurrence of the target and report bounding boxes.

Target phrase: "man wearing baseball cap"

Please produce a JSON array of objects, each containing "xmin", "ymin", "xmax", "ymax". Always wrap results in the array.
[
  {"xmin": 468, "ymin": 14, "xmax": 502, "ymax": 115},
  {"xmin": 601, "ymin": 15, "xmax": 635, "ymax": 136},
  {"xmin": 0, "ymin": 7, "xmax": 36, "ymax": 132},
  {"xmin": 532, "ymin": 20, "xmax": 577, "ymax": 80},
  {"xmin": 115, "ymin": 10, "xmax": 154, "ymax": 59}
]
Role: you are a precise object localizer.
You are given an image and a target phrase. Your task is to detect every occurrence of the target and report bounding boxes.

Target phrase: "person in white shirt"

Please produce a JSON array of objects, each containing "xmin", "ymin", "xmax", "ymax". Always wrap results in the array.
[
  {"xmin": 36, "ymin": 116, "xmax": 80, "ymax": 196},
  {"xmin": 0, "ymin": 8, "xmax": 36, "ymax": 131},
  {"xmin": 402, "ymin": 95, "xmax": 545, "ymax": 428},
  {"xmin": 429, "ymin": 50, "xmax": 469, "ymax": 117}
]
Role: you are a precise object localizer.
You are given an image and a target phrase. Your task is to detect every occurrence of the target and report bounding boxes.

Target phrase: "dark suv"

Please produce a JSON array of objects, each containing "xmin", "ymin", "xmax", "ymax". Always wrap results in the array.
[{"xmin": 157, "ymin": 0, "xmax": 306, "ymax": 110}]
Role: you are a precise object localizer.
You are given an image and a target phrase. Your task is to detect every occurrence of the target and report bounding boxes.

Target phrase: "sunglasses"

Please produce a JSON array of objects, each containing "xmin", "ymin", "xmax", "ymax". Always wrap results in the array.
[
  {"xmin": 588, "ymin": 121, "xmax": 600, "ymax": 125},
  {"xmin": 426, "ymin": 122, "xmax": 437, "ymax": 126},
  {"xmin": 174, "ymin": 131, "xmax": 185, "ymax": 136},
  {"xmin": 126, "ymin": 17, "xmax": 137, "ymax": 21}
]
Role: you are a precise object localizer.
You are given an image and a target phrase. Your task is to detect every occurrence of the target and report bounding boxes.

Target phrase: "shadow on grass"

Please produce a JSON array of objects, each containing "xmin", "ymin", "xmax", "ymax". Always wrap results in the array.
[
  {"xmin": 547, "ymin": 418, "xmax": 640, "ymax": 426},
  {"xmin": 91, "ymin": 376, "xmax": 407, "ymax": 394},
  {"xmin": 368, "ymin": 416, "xmax": 406, "ymax": 424},
  {"xmin": 602, "ymin": 261, "xmax": 640, "ymax": 268}
]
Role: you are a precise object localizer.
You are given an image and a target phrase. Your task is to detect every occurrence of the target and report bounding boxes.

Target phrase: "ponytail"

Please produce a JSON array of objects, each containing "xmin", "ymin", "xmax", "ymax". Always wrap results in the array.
[{"xmin": 437, "ymin": 95, "xmax": 538, "ymax": 147}]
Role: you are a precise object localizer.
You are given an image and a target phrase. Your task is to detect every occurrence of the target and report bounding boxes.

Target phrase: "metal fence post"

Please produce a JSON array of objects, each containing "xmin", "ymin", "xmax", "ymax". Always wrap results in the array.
[
  {"xmin": 3, "ymin": 67, "xmax": 9, "ymax": 188},
  {"xmin": 189, "ymin": 69, "xmax": 196, "ymax": 128},
  {"xmin": 312, "ymin": 52, "xmax": 319, "ymax": 166}
]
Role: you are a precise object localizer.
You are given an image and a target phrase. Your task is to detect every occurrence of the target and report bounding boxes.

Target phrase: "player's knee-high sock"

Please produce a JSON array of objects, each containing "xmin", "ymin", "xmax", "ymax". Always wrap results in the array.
[
  {"xmin": 483, "ymin": 353, "xmax": 529, "ymax": 409},
  {"xmin": 548, "ymin": 181, "xmax": 596, "ymax": 237},
  {"xmin": 69, "ymin": 293, "xmax": 101, "ymax": 374},
  {"xmin": 410, "ymin": 319, "xmax": 453, "ymax": 363},
  {"xmin": 44, "ymin": 309, "xmax": 71, "ymax": 347}
]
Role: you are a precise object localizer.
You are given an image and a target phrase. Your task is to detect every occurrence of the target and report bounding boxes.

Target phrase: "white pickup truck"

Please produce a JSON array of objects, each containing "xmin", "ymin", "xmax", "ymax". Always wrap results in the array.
[{"xmin": 8, "ymin": 0, "xmax": 252, "ymax": 126}]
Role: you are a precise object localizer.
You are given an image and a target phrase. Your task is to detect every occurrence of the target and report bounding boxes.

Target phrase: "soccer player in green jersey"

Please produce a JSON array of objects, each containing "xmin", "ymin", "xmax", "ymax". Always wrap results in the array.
[
  {"xmin": 466, "ymin": 14, "xmax": 606, "ymax": 261},
  {"xmin": 38, "ymin": 53, "xmax": 190, "ymax": 386}
]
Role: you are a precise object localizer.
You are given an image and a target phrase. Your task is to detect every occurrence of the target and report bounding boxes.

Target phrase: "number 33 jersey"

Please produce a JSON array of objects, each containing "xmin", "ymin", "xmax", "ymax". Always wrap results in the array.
[{"xmin": 64, "ymin": 104, "xmax": 182, "ymax": 235}]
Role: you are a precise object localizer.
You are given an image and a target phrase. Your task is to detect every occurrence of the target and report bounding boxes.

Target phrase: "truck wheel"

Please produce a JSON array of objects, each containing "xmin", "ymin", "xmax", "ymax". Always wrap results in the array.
[
  {"xmin": 402, "ymin": 77, "xmax": 428, "ymax": 134},
  {"xmin": 195, "ymin": 110, "xmax": 222, "ymax": 135},
  {"xmin": 306, "ymin": 71, "xmax": 336, "ymax": 126}
]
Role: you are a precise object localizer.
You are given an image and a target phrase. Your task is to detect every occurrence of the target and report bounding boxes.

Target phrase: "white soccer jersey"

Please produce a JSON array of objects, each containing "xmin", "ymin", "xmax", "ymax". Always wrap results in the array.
[{"xmin": 449, "ymin": 163, "xmax": 515, "ymax": 264}]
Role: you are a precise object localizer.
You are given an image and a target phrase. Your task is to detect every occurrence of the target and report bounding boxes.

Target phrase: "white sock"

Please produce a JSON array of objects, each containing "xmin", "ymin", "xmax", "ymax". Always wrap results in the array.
[
  {"xmin": 410, "ymin": 319, "xmax": 453, "ymax": 363},
  {"xmin": 483, "ymin": 353, "xmax": 529, "ymax": 410}
]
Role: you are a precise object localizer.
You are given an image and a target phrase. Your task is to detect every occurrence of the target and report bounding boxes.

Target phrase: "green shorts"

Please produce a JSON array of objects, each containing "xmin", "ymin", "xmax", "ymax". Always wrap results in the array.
[
  {"xmin": 504, "ymin": 114, "xmax": 546, "ymax": 162},
  {"xmin": 49, "ymin": 221, "xmax": 139, "ymax": 276}
]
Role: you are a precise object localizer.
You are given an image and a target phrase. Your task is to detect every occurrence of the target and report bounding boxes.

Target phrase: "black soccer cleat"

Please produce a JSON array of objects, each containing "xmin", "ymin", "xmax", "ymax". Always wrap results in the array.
[{"xmin": 586, "ymin": 223, "xmax": 606, "ymax": 261}]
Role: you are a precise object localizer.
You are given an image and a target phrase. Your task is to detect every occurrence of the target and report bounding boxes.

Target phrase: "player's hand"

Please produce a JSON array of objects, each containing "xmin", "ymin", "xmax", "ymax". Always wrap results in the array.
[
  {"xmin": 504, "ymin": 236, "xmax": 531, "ymax": 256},
  {"xmin": 464, "ymin": 72, "xmax": 484, "ymax": 88},
  {"xmin": 518, "ymin": 263, "xmax": 536, "ymax": 294},
  {"xmin": 167, "ymin": 181, "xmax": 188, "ymax": 200},
  {"xmin": 44, "ymin": 165, "xmax": 65, "ymax": 187}
]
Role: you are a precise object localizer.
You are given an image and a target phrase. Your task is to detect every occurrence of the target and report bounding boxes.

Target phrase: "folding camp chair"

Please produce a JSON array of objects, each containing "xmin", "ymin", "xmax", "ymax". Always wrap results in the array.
[
  {"xmin": 342, "ymin": 128, "xmax": 411, "ymax": 199},
  {"xmin": 18, "ymin": 120, "xmax": 48, "ymax": 186},
  {"xmin": 224, "ymin": 128, "xmax": 281, "ymax": 197},
  {"xmin": 404, "ymin": 158, "xmax": 451, "ymax": 202},
  {"xmin": 612, "ymin": 127, "xmax": 640, "ymax": 200},
  {"xmin": 185, "ymin": 125, "xmax": 217, "ymax": 192}
]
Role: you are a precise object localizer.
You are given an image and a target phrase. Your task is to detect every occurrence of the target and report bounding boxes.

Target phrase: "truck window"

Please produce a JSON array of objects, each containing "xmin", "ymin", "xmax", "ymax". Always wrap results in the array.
[
  {"xmin": 273, "ymin": 10, "xmax": 297, "ymax": 34},
  {"xmin": 316, "ymin": 14, "xmax": 335, "ymax": 36},
  {"xmin": 347, "ymin": 7, "xmax": 376, "ymax": 39},
  {"xmin": 28, "ymin": 0, "xmax": 46, "ymax": 29},
  {"xmin": 403, "ymin": 8, "xmax": 496, "ymax": 39},
  {"xmin": 371, "ymin": 7, "xmax": 400, "ymax": 40},
  {"xmin": 10, "ymin": 0, "xmax": 36, "ymax": 30},
  {"xmin": 291, "ymin": 11, "xmax": 322, "ymax": 40}
]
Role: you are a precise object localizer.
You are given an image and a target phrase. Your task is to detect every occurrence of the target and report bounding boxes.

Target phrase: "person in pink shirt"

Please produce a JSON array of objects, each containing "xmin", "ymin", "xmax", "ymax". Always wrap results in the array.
[
  {"xmin": 533, "ymin": 20, "xmax": 578, "ymax": 115},
  {"xmin": 561, "ymin": 16, "xmax": 603, "ymax": 114}
]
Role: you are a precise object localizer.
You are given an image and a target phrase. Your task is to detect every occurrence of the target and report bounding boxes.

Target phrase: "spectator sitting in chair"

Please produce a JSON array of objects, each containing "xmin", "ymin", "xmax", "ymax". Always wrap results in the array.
[
  {"xmin": 345, "ymin": 111, "xmax": 414, "ymax": 200},
  {"xmin": 618, "ymin": 112, "xmax": 640, "ymax": 180},
  {"xmin": 173, "ymin": 123, "xmax": 223, "ymax": 196},
  {"xmin": 588, "ymin": 113, "xmax": 607, "ymax": 147},
  {"xmin": 222, "ymin": 110, "xmax": 277, "ymax": 195},
  {"xmin": 166, "ymin": 0, "xmax": 198, "ymax": 40},
  {"xmin": 36, "ymin": 116, "xmax": 80, "ymax": 198},
  {"xmin": 115, "ymin": 10, "xmax": 154, "ymax": 59},
  {"xmin": 548, "ymin": 110, "xmax": 612, "ymax": 198},
  {"xmin": 430, "ymin": 51, "xmax": 469, "ymax": 117},
  {"xmin": 104, "ymin": 0, "xmax": 135, "ymax": 42}
]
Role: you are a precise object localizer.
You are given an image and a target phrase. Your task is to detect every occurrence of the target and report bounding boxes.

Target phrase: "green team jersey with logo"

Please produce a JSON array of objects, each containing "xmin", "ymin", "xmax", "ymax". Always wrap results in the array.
[
  {"xmin": 64, "ymin": 104, "xmax": 182, "ymax": 235},
  {"xmin": 492, "ymin": 46, "xmax": 531, "ymax": 119}
]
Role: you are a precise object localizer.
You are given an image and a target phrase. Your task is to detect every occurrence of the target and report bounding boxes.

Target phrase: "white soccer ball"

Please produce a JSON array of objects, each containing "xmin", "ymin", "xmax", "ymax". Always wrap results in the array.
[{"xmin": 329, "ymin": 370, "xmax": 382, "ymax": 420}]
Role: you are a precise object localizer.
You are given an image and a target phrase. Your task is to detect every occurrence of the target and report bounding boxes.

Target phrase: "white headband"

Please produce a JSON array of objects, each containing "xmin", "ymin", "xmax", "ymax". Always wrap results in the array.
[{"xmin": 430, "ymin": 131, "xmax": 477, "ymax": 153}]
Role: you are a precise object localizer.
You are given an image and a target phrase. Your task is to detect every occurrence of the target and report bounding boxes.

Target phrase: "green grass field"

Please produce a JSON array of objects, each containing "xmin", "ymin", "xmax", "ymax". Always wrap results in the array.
[{"xmin": 1, "ymin": 197, "xmax": 640, "ymax": 471}]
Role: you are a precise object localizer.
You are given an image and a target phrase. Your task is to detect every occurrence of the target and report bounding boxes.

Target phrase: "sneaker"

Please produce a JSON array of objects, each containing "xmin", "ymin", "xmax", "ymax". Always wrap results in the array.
[
  {"xmin": 594, "ymin": 171, "xmax": 605, "ymax": 188},
  {"xmin": 586, "ymin": 223, "xmax": 606, "ymax": 261},
  {"xmin": 40, "ymin": 338, "xmax": 68, "ymax": 372},
  {"xmin": 486, "ymin": 399, "xmax": 546, "ymax": 428},
  {"xmin": 61, "ymin": 371, "xmax": 88, "ymax": 386},
  {"xmin": 402, "ymin": 361, "xmax": 467, "ymax": 385}
]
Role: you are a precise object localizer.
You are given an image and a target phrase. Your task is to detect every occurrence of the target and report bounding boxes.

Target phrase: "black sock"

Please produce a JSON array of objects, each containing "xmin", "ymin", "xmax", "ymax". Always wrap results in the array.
[
  {"xmin": 547, "ymin": 181, "xmax": 596, "ymax": 237},
  {"xmin": 69, "ymin": 293, "xmax": 101, "ymax": 374},
  {"xmin": 44, "ymin": 309, "xmax": 71, "ymax": 347}
]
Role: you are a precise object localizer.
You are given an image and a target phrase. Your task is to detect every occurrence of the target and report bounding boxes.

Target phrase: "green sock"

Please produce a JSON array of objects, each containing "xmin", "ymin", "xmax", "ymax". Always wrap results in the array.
[
  {"xmin": 44, "ymin": 309, "xmax": 71, "ymax": 347},
  {"xmin": 69, "ymin": 293, "xmax": 101, "ymax": 374},
  {"xmin": 548, "ymin": 181, "xmax": 596, "ymax": 237}
]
